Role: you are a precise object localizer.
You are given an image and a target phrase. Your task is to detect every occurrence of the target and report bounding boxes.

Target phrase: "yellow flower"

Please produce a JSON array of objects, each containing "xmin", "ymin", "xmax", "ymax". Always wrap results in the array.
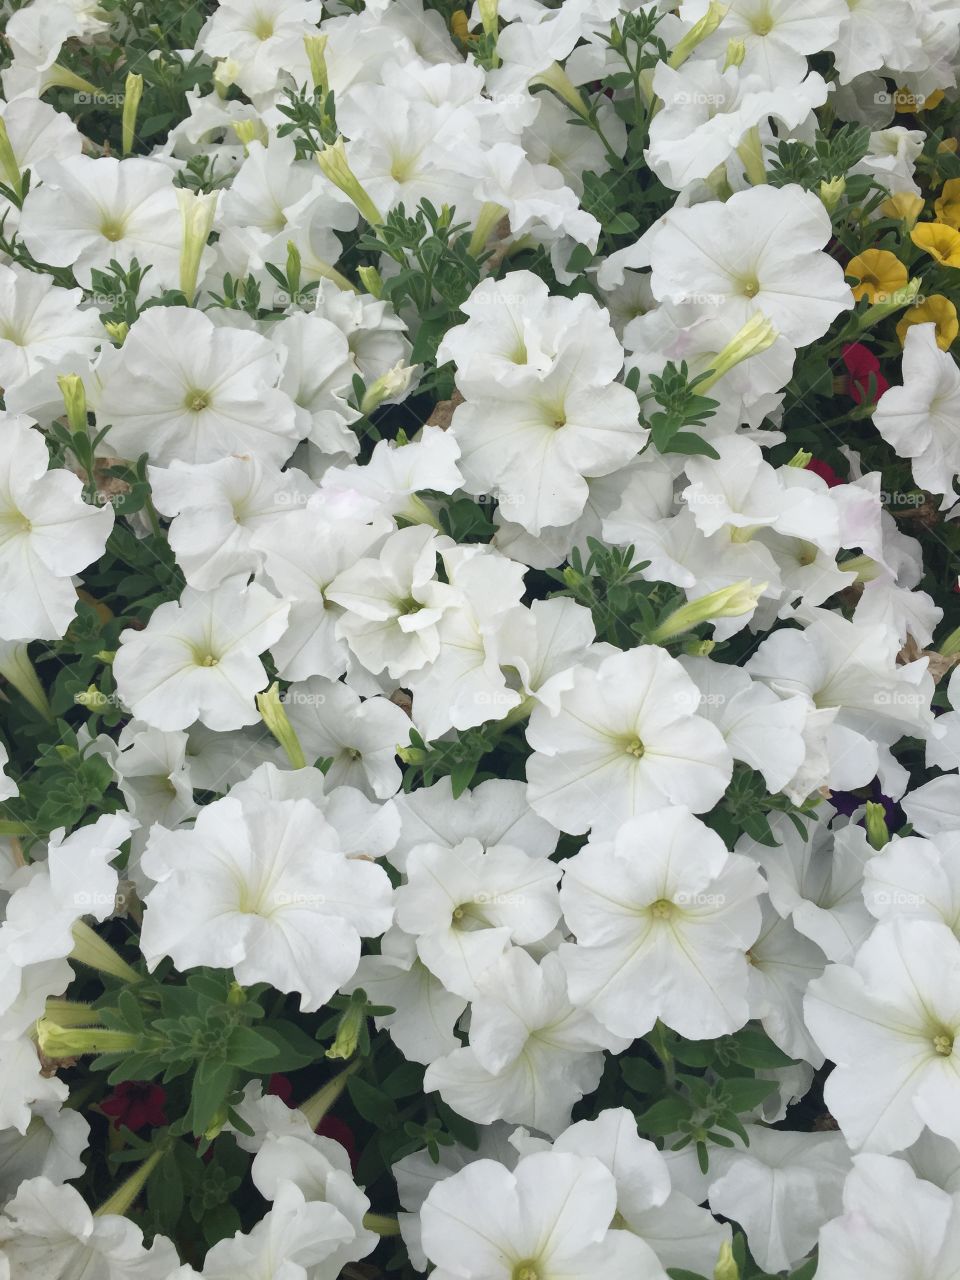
[
  {"xmin": 935, "ymin": 178, "xmax": 960, "ymax": 230},
  {"xmin": 911, "ymin": 221, "xmax": 960, "ymax": 267},
  {"xmin": 896, "ymin": 294, "xmax": 958, "ymax": 350},
  {"xmin": 879, "ymin": 192, "xmax": 924, "ymax": 228},
  {"xmin": 894, "ymin": 87, "xmax": 944, "ymax": 113},
  {"xmin": 845, "ymin": 248, "xmax": 909, "ymax": 302}
]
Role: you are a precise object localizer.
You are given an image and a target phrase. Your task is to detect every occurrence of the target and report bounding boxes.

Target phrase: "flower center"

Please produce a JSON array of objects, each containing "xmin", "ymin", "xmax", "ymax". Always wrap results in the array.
[
  {"xmin": 752, "ymin": 9, "xmax": 774, "ymax": 33},
  {"xmin": 397, "ymin": 597, "xmax": 422, "ymax": 616},
  {"xmin": 740, "ymin": 275, "xmax": 760, "ymax": 298},
  {"xmin": 199, "ymin": 654, "xmax": 219, "ymax": 667},
  {"xmin": 253, "ymin": 12, "xmax": 275, "ymax": 39},
  {"xmin": 185, "ymin": 389, "xmax": 211, "ymax": 413},
  {"xmin": 99, "ymin": 216, "xmax": 126, "ymax": 242},
  {"xmin": 624, "ymin": 738, "xmax": 645, "ymax": 758},
  {"xmin": 650, "ymin": 898, "xmax": 675, "ymax": 920},
  {"xmin": 513, "ymin": 1265, "xmax": 540, "ymax": 1280},
  {"xmin": 933, "ymin": 1032, "xmax": 955, "ymax": 1056}
]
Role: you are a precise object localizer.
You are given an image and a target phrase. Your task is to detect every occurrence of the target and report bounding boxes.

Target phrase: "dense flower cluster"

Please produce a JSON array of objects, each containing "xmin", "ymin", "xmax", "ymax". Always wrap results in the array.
[{"xmin": 1, "ymin": 0, "xmax": 960, "ymax": 1277}]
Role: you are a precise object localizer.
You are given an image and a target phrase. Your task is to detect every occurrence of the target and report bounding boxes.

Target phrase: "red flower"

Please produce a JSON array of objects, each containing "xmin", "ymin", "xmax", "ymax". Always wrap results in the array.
[
  {"xmin": 806, "ymin": 458, "xmax": 844, "ymax": 488},
  {"xmin": 267, "ymin": 1074, "xmax": 358, "ymax": 1171},
  {"xmin": 317, "ymin": 1115, "xmax": 359, "ymax": 1172},
  {"xmin": 100, "ymin": 1082, "xmax": 167, "ymax": 1133},
  {"xmin": 267, "ymin": 1073, "xmax": 295, "ymax": 1105},
  {"xmin": 842, "ymin": 343, "xmax": 889, "ymax": 405}
]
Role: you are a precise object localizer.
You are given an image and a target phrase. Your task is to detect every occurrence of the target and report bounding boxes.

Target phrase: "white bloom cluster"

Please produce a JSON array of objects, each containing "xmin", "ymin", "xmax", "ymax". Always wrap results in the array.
[{"xmin": 1, "ymin": 0, "xmax": 960, "ymax": 1276}]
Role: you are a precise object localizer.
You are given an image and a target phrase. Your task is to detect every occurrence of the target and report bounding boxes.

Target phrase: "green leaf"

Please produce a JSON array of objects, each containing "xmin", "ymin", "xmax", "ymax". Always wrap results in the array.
[
  {"xmin": 224, "ymin": 1026, "xmax": 282, "ymax": 1070},
  {"xmin": 347, "ymin": 1077, "xmax": 397, "ymax": 1127}
]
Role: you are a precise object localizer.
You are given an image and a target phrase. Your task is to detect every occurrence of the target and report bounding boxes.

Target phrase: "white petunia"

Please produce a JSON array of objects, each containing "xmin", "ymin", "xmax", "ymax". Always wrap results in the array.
[
  {"xmin": 805, "ymin": 918, "xmax": 960, "ymax": 1152},
  {"xmin": 0, "ymin": 414, "xmax": 113, "ymax": 643},
  {"xmin": 139, "ymin": 793, "xmax": 393, "ymax": 1011},
  {"xmin": 112, "ymin": 581, "xmax": 288, "ymax": 732},
  {"xmin": 420, "ymin": 1148, "xmax": 667, "ymax": 1280},
  {"xmin": 559, "ymin": 807, "xmax": 765, "ymax": 1040},
  {"xmin": 526, "ymin": 646, "xmax": 732, "ymax": 836},
  {"xmin": 94, "ymin": 307, "xmax": 300, "ymax": 467}
]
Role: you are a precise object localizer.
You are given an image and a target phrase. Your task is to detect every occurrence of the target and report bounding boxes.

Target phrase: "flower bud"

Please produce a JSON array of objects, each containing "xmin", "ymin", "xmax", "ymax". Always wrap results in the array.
[
  {"xmin": 103, "ymin": 320, "xmax": 129, "ymax": 344},
  {"xmin": 787, "ymin": 448, "xmax": 813, "ymax": 468},
  {"xmin": 530, "ymin": 63, "xmax": 590, "ymax": 120},
  {"xmin": 723, "ymin": 37, "xmax": 745, "ymax": 70},
  {"xmin": 256, "ymin": 682, "xmax": 307, "ymax": 769},
  {"xmin": 714, "ymin": 1240, "xmax": 740, "ymax": 1280},
  {"xmin": 326, "ymin": 992, "xmax": 367, "ymax": 1060},
  {"xmin": 36, "ymin": 1018, "xmax": 140, "ymax": 1060},
  {"xmin": 0, "ymin": 118, "xmax": 21, "ymax": 198},
  {"xmin": 360, "ymin": 361, "xmax": 417, "ymax": 415},
  {"xmin": 177, "ymin": 188, "xmax": 218, "ymax": 304},
  {"xmin": 0, "ymin": 640, "xmax": 53, "ymax": 720},
  {"xmin": 316, "ymin": 137, "xmax": 383, "ymax": 225},
  {"xmin": 303, "ymin": 33, "xmax": 329, "ymax": 95},
  {"xmin": 479, "ymin": 0, "xmax": 499, "ymax": 37},
  {"xmin": 121, "ymin": 73, "xmax": 143, "ymax": 157},
  {"xmin": 698, "ymin": 313, "xmax": 778, "ymax": 391},
  {"xmin": 70, "ymin": 920, "xmax": 141, "ymax": 983},
  {"xmin": 670, "ymin": 2, "xmax": 729, "ymax": 69},
  {"xmin": 865, "ymin": 801, "xmax": 890, "ymax": 851},
  {"xmin": 357, "ymin": 265, "xmax": 384, "ymax": 298},
  {"xmin": 819, "ymin": 175, "xmax": 845, "ymax": 214},
  {"xmin": 234, "ymin": 117, "xmax": 268, "ymax": 150},
  {"xmin": 650, "ymin": 580, "xmax": 766, "ymax": 642},
  {"xmin": 57, "ymin": 374, "xmax": 88, "ymax": 434}
]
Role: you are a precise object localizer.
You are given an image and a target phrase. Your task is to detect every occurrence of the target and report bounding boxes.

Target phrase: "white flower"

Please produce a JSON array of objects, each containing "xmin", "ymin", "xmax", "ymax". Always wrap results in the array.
[
  {"xmin": 94, "ymin": 307, "xmax": 300, "ymax": 467},
  {"xmin": 447, "ymin": 281, "xmax": 646, "ymax": 536},
  {"xmin": 747, "ymin": 900, "xmax": 827, "ymax": 1065},
  {"xmin": 817, "ymin": 1154, "xmax": 960, "ymax": 1280},
  {"xmin": 873, "ymin": 323, "xmax": 960, "ymax": 508},
  {"xmin": 739, "ymin": 815, "xmax": 875, "ymax": 963},
  {"xmin": 139, "ymin": 793, "xmax": 393, "ymax": 1010},
  {"xmin": 283, "ymin": 677, "xmax": 412, "ymax": 799},
  {"xmin": 113, "ymin": 582, "xmax": 288, "ymax": 732},
  {"xmin": 551, "ymin": 1109, "xmax": 730, "ymax": 1278},
  {"xmin": 252, "ymin": 504, "xmax": 388, "ymax": 684},
  {"xmin": 424, "ymin": 948, "xmax": 627, "ymax": 1137},
  {"xmin": 250, "ymin": 1132, "xmax": 377, "ymax": 1275},
  {"xmin": 0, "ymin": 1100, "xmax": 88, "ymax": 1204},
  {"xmin": 390, "ymin": 775, "xmax": 559, "ymax": 874},
  {"xmin": 420, "ymin": 1148, "xmax": 667, "ymax": 1280},
  {"xmin": 0, "ymin": 1177, "xmax": 180, "ymax": 1279},
  {"xmin": 404, "ymin": 544, "xmax": 528, "ymax": 740},
  {"xmin": 746, "ymin": 608, "xmax": 934, "ymax": 794},
  {"xmin": 677, "ymin": 0, "xmax": 850, "ymax": 83},
  {"xmin": 0, "ymin": 263, "xmax": 101, "ymax": 391},
  {"xmin": 19, "ymin": 155, "xmax": 184, "ymax": 293},
  {"xmin": 704, "ymin": 1127, "xmax": 850, "ymax": 1275},
  {"xmin": 394, "ymin": 836, "xmax": 562, "ymax": 998},
  {"xmin": 327, "ymin": 525, "xmax": 462, "ymax": 680},
  {"xmin": 177, "ymin": 1180, "xmax": 355, "ymax": 1280},
  {"xmin": 805, "ymin": 918, "xmax": 960, "ymax": 1152},
  {"xmin": 0, "ymin": 414, "xmax": 113, "ymax": 643},
  {"xmin": 342, "ymin": 926, "xmax": 466, "ymax": 1065},
  {"xmin": 525, "ymin": 646, "xmax": 732, "ymax": 836},
  {"xmin": 149, "ymin": 455, "xmax": 315, "ymax": 591},
  {"xmin": 559, "ymin": 807, "xmax": 764, "ymax": 1039},
  {"xmin": 679, "ymin": 655, "xmax": 808, "ymax": 795},
  {"xmin": 863, "ymin": 830, "xmax": 960, "ymax": 935},
  {"xmin": 642, "ymin": 184, "xmax": 852, "ymax": 346}
]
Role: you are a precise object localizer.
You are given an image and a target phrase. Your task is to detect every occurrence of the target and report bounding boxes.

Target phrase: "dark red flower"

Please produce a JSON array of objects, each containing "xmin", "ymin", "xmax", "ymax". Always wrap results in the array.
[
  {"xmin": 317, "ymin": 1114, "xmax": 359, "ymax": 1172},
  {"xmin": 842, "ymin": 343, "xmax": 890, "ymax": 405},
  {"xmin": 100, "ymin": 1081, "xmax": 167, "ymax": 1132},
  {"xmin": 806, "ymin": 457, "xmax": 844, "ymax": 488},
  {"xmin": 267, "ymin": 1073, "xmax": 295, "ymax": 1105}
]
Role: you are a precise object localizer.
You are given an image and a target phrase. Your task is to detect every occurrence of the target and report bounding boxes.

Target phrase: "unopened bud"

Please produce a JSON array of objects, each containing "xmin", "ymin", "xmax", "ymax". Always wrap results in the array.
[
  {"xmin": 121, "ymin": 73, "xmax": 143, "ymax": 157},
  {"xmin": 316, "ymin": 137, "xmax": 383, "ymax": 225},
  {"xmin": 670, "ymin": 2, "xmax": 729, "ymax": 69},
  {"xmin": 650, "ymin": 580, "xmax": 766, "ymax": 642},
  {"xmin": 256, "ymin": 682, "xmax": 306, "ymax": 769},
  {"xmin": 57, "ymin": 374, "xmax": 88, "ymax": 434},
  {"xmin": 698, "ymin": 313, "xmax": 778, "ymax": 391},
  {"xmin": 865, "ymin": 801, "xmax": 891, "ymax": 851}
]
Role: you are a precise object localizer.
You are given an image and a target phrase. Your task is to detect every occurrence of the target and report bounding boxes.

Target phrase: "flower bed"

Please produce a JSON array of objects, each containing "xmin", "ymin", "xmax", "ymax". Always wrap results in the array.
[{"xmin": 1, "ymin": 1, "xmax": 960, "ymax": 1276}]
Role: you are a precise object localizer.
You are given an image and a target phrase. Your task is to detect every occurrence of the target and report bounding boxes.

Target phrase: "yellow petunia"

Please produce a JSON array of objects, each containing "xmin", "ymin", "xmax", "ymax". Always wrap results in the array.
[
  {"xmin": 911, "ymin": 221, "xmax": 960, "ymax": 267},
  {"xmin": 845, "ymin": 248, "xmax": 909, "ymax": 302},
  {"xmin": 935, "ymin": 178, "xmax": 960, "ymax": 230},
  {"xmin": 896, "ymin": 294, "xmax": 959, "ymax": 350}
]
